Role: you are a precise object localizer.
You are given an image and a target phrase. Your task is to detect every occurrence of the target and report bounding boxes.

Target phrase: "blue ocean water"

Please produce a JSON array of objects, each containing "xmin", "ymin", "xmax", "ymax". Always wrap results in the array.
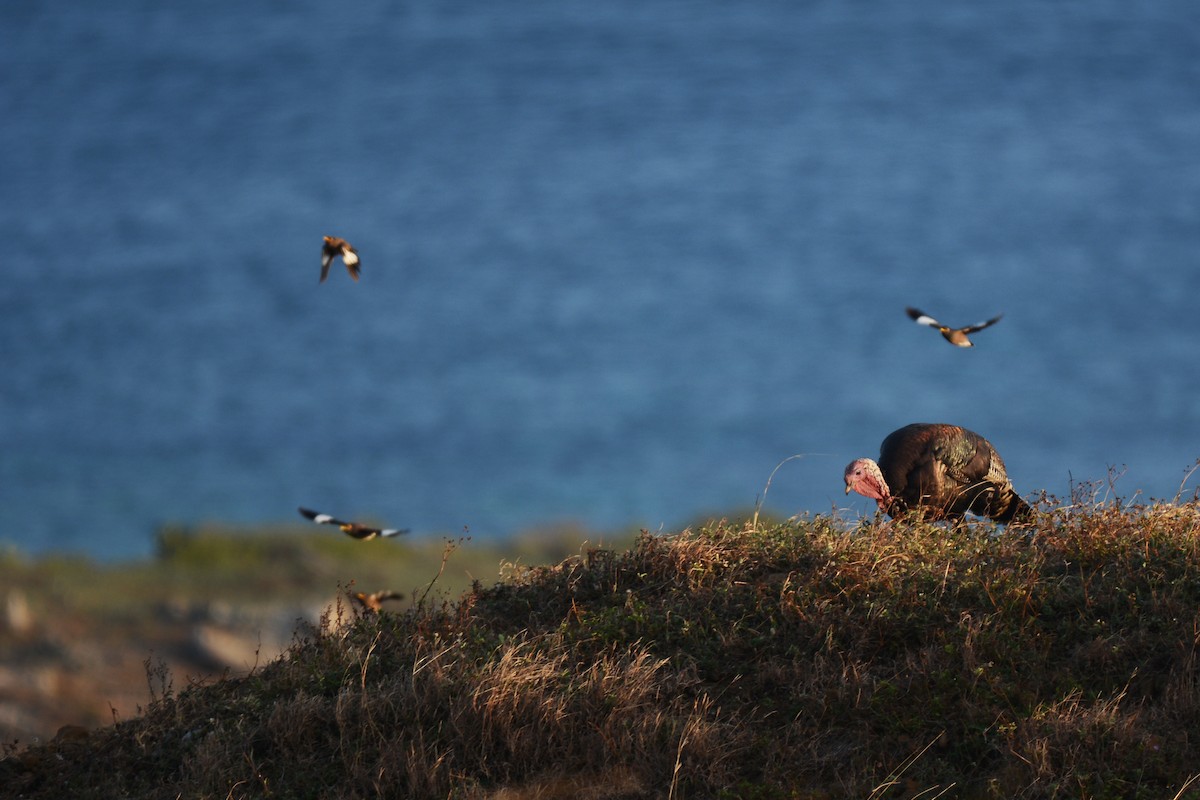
[{"xmin": 2, "ymin": 2, "xmax": 1199, "ymax": 559}]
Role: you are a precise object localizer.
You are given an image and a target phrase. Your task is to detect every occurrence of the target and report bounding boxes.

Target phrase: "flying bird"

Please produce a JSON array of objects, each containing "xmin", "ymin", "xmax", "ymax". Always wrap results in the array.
[
  {"xmin": 320, "ymin": 236, "xmax": 361, "ymax": 283},
  {"xmin": 906, "ymin": 307, "xmax": 1002, "ymax": 347},
  {"xmin": 297, "ymin": 506, "xmax": 409, "ymax": 540},
  {"xmin": 843, "ymin": 423, "xmax": 1032, "ymax": 523},
  {"xmin": 351, "ymin": 590, "xmax": 406, "ymax": 613}
]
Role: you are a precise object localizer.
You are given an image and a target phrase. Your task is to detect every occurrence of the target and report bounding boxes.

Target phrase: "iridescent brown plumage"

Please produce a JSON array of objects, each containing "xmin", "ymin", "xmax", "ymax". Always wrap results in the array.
[{"xmin": 844, "ymin": 423, "xmax": 1031, "ymax": 523}]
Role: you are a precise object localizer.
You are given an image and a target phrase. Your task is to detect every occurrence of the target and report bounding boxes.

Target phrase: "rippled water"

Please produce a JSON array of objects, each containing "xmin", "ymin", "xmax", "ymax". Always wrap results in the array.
[{"xmin": 3, "ymin": 2, "xmax": 1199, "ymax": 558}]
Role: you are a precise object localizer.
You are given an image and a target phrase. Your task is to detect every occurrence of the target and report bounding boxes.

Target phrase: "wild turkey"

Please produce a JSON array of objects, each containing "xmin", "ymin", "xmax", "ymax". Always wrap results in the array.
[
  {"xmin": 906, "ymin": 306, "xmax": 1003, "ymax": 347},
  {"xmin": 320, "ymin": 235, "xmax": 361, "ymax": 282},
  {"xmin": 843, "ymin": 423, "xmax": 1032, "ymax": 523}
]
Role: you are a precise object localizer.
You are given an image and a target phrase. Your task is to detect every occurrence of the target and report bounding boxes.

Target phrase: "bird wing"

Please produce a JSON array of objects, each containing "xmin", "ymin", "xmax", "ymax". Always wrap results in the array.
[
  {"xmin": 378, "ymin": 527, "xmax": 410, "ymax": 538},
  {"xmin": 320, "ymin": 250, "xmax": 333, "ymax": 283},
  {"xmin": 960, "ymin": 314, "xmax": 1003, "ymax": 334},
  {"xmin": 339, "ymin": 247, "xmax": 360, "ymax": 281},
  {"xmin": 934, "ymin": 427, "xmax": 1018, "ymax": 519},
  {"xmin": 905, "ymin": 307, "xmax": 942, "ymax": 328},
  {"xmin": 880, "ymin": 423, "xmax": 986, "ymax": 516},
  {"xmin": 933, "ymin": 428, "xmax": 992, "ymax": 488},
  {"xmin": 298, "ymin": 506, "xmax": 347, "ymax": 527}
]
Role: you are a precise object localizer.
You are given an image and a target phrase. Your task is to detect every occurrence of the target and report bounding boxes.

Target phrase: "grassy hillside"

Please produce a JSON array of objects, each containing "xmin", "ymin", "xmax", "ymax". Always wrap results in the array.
[
  {"xmin": 0, "ymin": 520, "xmax": 625, "ymax": 744},
  {"xmin": 4, "ymin": 505, "xmax": 1200, "ymax": 799}
]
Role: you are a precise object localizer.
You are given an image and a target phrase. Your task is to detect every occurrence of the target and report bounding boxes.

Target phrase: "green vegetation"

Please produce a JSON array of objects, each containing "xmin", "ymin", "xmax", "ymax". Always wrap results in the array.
[{"xmin": 5, "ymin": 504, "xmax": 1200, "ymax": 798}]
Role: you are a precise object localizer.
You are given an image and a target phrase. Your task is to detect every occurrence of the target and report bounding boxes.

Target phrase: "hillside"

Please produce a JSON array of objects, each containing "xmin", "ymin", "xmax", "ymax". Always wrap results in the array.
[
  {"xmin": 4, "ymin": 505, "xmax": 1200, "ymax": 799},
  {"xmin": 0, "ymin": 521, "xmax": 614, "ymax": 745}
]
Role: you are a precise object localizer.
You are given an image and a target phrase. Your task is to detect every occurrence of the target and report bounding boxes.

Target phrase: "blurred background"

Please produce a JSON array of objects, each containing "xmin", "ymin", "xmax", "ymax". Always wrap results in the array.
[{"xmin": 3, "ymin": 1, "xmax": 1200, "ymax": 560}]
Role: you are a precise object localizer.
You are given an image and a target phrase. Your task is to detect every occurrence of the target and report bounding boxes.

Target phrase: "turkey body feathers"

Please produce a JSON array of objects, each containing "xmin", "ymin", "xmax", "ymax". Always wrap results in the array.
[{"xmin": 867, "ymin": 423, "xmax": 1031, "ymax": 523}]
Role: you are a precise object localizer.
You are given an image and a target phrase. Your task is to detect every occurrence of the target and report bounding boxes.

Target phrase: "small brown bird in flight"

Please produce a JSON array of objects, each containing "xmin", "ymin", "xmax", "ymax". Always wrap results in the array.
[
  {"xmin": 906, "ymin": 307, "xmax": 1003, "ymax": 347},
  {"xmin": 321, "ymin": 236, "xmax": 361, "ymax": 283},
  {"xmin": 298, "ymin": 507, "xmax": 408, "ymax": 540},
  {"xmin": 351, "ymin": 590, "xmax": 405, "ymax": 613}
]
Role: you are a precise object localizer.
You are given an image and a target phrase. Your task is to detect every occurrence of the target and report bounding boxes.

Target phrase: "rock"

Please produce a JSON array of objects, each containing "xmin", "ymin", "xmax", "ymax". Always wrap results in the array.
[
  {"xmin": 4, "ymin": 590, "xmax": 33, "ymax": 636},
  {"xmin": 190, "ymin": 624, "xmax": 288, "ymax": 671}
]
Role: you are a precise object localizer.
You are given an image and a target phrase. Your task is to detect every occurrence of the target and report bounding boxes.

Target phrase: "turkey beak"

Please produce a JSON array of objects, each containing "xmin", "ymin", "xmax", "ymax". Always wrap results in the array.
[{"xmin": 844, "ymin": 483, "xmax": 851, "ymax": 495}]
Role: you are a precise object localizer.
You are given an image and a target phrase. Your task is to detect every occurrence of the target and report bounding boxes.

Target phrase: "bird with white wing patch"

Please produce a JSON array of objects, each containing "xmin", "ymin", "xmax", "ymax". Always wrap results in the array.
[
  {"xmin": 298, "ymin": 507, "xmax": 408, "ymax": 540},
  {"xmin": 320, "ymin": 236, "xmax": 361, "ymax": 283},
  {"xmin": 906, "ymin": 306, "xmax": 1003, "ymax": 347}
]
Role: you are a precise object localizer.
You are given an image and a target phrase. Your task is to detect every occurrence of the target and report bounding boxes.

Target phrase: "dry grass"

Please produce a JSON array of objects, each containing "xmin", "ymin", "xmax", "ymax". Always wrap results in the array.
[{"xmin": 5, "ymin": 501, "xmax": 1200, "ymax": 798}]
